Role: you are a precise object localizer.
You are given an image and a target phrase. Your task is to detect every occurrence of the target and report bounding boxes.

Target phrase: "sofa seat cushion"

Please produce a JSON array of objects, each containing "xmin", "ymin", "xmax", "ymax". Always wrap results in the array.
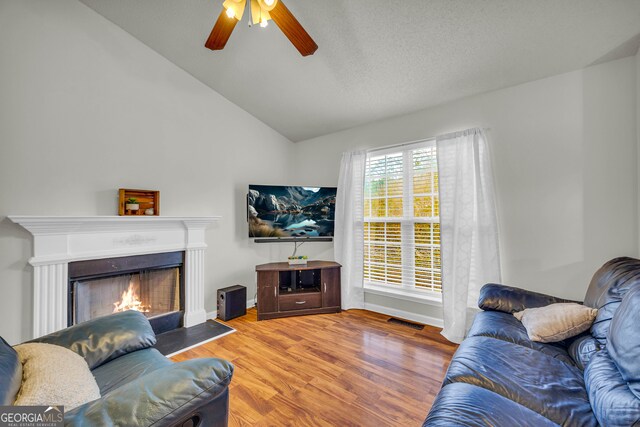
[
  {"xmin": 585, "ymin": 350, "xmax": 640, "ymax": 427},
  {"xmin": 92, "ymin": 347, "xmax": 172, "ymax": 395},
  {"xmin": 467, "ymin": 311, "xmax": 574, "ymax": 365},
  {"xmin": 444, "ymin": 336, "xmax": 597, "ymax": 427},
  {"xmin": 424, "ymin": 383, "xmax": 559, "ymax": 427},
  {"xmin": 66, "ymin": 358, "xmax": 234, "ymax": 427}
]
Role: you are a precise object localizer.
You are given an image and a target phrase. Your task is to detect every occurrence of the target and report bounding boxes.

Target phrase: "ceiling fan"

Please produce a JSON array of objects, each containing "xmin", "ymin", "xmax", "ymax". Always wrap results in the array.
[{"xmin": 205, "ymin": 0, "xmax": 318, "ymax": 56}]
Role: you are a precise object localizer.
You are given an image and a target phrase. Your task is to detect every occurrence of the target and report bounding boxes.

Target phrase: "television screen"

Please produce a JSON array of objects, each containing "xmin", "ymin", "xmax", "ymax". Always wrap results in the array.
[{"xmin": 248, "ymin": 185, "xmax": 337, "ymax": 238}]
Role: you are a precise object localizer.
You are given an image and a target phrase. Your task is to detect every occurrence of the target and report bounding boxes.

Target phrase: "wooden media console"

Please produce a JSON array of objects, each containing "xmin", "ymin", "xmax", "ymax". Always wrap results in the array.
[{"xmin": 255, "ymin": 261, "xmax": 341, "ymax": 320}]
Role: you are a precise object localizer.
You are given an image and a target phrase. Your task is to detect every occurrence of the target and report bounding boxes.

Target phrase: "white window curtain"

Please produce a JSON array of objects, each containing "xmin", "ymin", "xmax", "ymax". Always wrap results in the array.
[
  {"xmin": 437, "ymin": 128, "xmax": 501, "ymax": 343},
  {"xmin": 335, "ymin": 151, "xmax": 367, "ymax": 309}
]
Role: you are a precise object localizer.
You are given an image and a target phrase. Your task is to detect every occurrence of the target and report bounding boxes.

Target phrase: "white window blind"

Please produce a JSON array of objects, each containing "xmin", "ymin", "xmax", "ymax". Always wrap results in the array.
[{"xmin": 363, "ymin": 140, "xmax": 442, "ymax": 294}]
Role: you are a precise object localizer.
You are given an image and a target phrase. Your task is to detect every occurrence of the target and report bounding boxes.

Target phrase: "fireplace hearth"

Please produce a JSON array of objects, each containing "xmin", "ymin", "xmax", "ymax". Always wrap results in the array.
[{"xmin": 69, "ymin": 252, "xmax": 184, "ymax": 335}]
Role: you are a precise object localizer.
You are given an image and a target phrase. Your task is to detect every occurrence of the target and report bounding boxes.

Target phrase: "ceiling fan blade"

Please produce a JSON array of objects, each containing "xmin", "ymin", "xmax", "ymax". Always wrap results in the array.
[
  {"xmin": 205, "ymin": 8, "xmax": 238, "ymax": 51},
  {"xmin": 269, "ymin": 0, "xmax": 318, "ymax": 56}
]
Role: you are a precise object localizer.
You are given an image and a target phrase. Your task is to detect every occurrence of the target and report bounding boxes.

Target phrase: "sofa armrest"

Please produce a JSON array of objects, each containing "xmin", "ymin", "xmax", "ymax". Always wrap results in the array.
[
  {"xmin": 31, "ymin": 311, "xmax": 156, "ymax": 369},
  {"xmin": 478, "ymin": 283, "xmax": 581, "ymax": 314},
  {"xmin": 64, "ymin": 358, "xmax": 234, "ymax": 427}
]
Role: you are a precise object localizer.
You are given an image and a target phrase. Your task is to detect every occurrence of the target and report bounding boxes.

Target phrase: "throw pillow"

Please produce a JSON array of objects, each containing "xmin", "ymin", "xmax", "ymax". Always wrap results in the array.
[
  {"xmin": 13, "ymin": 343, "xmax": 101, "ymax": 410},
  {"xmin": 513, "ymin": 303, "xmax": 597, "ymax": 343}
]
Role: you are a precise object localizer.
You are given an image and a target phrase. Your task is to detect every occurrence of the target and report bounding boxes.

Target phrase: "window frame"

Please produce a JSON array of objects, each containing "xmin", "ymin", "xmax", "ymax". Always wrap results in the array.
[{"xmin": 362, "ymin": 140, "xmax": 442, "ymax": 303}]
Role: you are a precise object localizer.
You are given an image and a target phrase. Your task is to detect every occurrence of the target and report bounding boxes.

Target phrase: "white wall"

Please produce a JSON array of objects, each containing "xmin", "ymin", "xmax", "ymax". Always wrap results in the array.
[
  {"xmin": 0, "ymin": 0, "xmax": 296, "ymax": 344},
  {"xmin": 293, "ymin": 57, "xmax": 639, "ymax": 323}
]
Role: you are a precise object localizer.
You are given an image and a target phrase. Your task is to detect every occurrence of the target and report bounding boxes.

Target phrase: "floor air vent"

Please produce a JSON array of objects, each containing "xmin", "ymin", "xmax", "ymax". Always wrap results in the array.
[{"xmin": 387, "ymin": 317, "xmax": 424, "ymax": 330}]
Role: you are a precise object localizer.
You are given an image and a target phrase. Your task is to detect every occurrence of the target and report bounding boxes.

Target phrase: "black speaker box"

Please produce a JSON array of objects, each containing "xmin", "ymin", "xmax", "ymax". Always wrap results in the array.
[{"xmin": 217, "ymin": 285, "xmax": 247, "ymax": 321}]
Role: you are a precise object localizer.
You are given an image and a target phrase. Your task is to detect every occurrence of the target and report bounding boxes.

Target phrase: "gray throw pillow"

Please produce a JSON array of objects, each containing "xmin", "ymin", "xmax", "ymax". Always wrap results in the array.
[
  {"xmin": 513, "ymin": 303, "xmax": 597, "ymax": 343},
  {"xmin": 13, "ymin": 343, "xmax": 101, "ymax": 410}
]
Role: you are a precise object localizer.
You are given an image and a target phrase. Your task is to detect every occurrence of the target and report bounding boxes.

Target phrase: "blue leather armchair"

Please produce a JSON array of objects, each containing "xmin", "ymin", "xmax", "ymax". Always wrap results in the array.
[
  {"xmin": 1, "ymin": 311, "xmax": 233, "ymax": 427},
  {"xmin": 425, "ymin": 257, "xmax": 640, "ymax": 426}
]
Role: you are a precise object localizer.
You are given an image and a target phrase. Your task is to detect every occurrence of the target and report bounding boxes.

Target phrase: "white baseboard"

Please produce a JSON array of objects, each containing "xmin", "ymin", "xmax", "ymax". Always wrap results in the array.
[
  {"xmin": 206, "ymin": 299, "xmax": 256, "ymax": 321},
  {"xmin": 364, "ymin": 302, "xmax": 444, "ymax": 328},
  {"xmin": 205, "ymin": 299, "xmax": 443, "ymax": 328}
]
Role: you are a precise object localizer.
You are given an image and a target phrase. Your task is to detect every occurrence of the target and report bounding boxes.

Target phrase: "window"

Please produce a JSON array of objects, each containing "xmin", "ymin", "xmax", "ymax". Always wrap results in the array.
[{"xmin": 363, "ymin": 140, "xmax": 442, "ymax": 297}]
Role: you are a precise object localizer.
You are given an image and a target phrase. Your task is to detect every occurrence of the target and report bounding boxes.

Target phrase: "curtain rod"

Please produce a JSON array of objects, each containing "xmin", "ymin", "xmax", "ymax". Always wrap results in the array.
[
  {"xmin": 366, "ymin": 137, "xmax": 435, "ymax": 154},
  {"xmin": 366, "ymin": 127, "xmax": 490, "ymax": 154}
]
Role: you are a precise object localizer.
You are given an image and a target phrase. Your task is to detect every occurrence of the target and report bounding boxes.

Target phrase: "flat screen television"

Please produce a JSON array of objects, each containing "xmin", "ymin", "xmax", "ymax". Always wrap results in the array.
[{"xmin": 248, "ymin": 185, "xmax": 337, "ymax": 239}]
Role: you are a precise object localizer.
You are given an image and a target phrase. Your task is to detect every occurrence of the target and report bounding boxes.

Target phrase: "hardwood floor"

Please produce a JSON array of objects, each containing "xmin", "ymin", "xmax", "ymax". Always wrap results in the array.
[{"xmin": 172, "ymin": 308, "xmax": 457, "ymax": 426}]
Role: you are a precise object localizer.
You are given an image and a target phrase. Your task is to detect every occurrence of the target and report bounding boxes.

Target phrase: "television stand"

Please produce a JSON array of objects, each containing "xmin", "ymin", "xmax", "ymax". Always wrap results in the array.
[{"xmin": 255, "ymin": 261, "xmax": 341, "ymax": 320}]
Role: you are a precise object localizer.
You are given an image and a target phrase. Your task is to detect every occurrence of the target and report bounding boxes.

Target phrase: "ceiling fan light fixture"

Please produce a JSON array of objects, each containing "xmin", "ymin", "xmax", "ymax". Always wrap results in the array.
[
  {"xmin": 250, "ymin": 0, "xmax": 272, "ymax": 26},
  {"xmin": 257, "ymin": 0, "xmax": 278, "ymax": 12},
  {"xmin": 259, "ymin": 9, "xmax": 271, "ymax": 27},
  {"xmin": 222, "ymin": 0, "xmax": 246, "ymax": 21},
  {"xmin": 250, "ymin": 0, "xmax": 261, "ymax": 25},
  {"xmin": 206, "ymin": 0, "xmax": 317, "ymax": 56}
]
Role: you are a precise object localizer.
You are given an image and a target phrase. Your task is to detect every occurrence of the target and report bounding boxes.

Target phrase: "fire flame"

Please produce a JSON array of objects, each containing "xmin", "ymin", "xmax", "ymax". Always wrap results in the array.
[{"xmin": 113, "ymin": 283, "xmax": 150, "ymax": 313}]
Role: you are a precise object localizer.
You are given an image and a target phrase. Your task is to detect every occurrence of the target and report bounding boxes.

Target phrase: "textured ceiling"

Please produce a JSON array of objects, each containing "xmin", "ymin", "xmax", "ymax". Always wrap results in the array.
[{"xmin": 79, "ymin": 0, "xmax": 640, "ymax": 142}]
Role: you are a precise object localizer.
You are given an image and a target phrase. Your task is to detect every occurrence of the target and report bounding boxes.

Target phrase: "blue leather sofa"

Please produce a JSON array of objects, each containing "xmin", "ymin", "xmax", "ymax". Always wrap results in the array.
[
  {"xmin": 425, "ymin": 257, "xmax": 640, "ymax": 426},
  {"xmin": 1, "ymin": 311, "xmax": 234, "ymax": 427}
]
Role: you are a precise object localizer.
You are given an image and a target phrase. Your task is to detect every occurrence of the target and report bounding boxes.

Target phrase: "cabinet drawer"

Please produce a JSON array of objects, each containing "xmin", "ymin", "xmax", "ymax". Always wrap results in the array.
[{"xmin": 279, "ymin": 293, "xmax": 321, "ymax": 311}]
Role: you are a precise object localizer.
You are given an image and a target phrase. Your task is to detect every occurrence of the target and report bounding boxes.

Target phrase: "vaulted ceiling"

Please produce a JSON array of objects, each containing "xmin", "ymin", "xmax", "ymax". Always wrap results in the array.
[{"xmin": 79, "ymin": 0, "xmax": 640, "ymax": 142}]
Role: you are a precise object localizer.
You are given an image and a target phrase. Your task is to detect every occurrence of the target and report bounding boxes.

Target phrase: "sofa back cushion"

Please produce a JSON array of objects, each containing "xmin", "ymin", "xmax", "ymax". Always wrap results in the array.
[
  {"xmin": 32, "ymin": 311, "xmax": 156, "ymax": 370},
  {"xmin": 0, "ymin": 337, "xmax": 22, "ymax": 405},
  {"xmin": 583, "ymin": 257, "xmax": 640, "ymax": 345},
  {"xmin": 608, "ymin": 286, "xmax": 640, "ymax": 397}
]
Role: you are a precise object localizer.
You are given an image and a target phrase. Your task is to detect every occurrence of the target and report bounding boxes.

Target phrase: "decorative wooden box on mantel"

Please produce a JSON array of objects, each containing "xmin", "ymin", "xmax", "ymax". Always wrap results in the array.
[{"xmin": 118, "ymin": 189, "xmax": 160, "ymax": 216}]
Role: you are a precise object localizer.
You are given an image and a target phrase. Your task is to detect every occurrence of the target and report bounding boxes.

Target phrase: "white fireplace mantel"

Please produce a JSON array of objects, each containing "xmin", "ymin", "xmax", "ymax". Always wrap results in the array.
[{"xmin": 9, "ymin": 215, "xmax": 220, "ymax": 338}]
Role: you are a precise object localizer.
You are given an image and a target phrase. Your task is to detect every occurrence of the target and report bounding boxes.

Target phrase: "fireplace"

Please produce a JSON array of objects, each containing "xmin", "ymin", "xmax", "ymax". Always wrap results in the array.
[
  {"xmin": 9, "ymin": 216, "xmax": 219, "ymax": 338},
  {"xmin": 68, "ymin": 252, "xmax": 184, "ymax": 335}
]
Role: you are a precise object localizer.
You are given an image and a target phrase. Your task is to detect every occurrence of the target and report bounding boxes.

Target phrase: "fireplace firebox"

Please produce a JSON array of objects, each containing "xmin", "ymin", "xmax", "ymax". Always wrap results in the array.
[{"xmin": 68, "ymin": 251, "xmax": 185, "ymax": 335}]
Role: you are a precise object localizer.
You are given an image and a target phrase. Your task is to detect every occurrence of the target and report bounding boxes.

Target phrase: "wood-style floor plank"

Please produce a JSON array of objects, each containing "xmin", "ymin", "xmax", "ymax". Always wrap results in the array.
[{"xmin": 172, "ymin": 308, "xmax": 457, "ymax": 426}]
